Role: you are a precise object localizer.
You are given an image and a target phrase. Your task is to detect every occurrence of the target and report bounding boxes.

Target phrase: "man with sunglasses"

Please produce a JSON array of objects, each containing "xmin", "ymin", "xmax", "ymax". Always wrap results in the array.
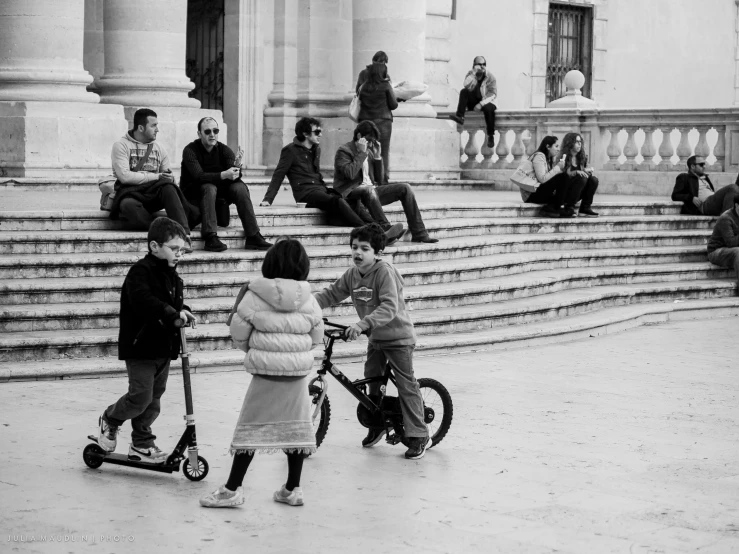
[
  {"xmin": 180, "ymin": 117, "xmax": 272, "ymax": 252},
  {"xmin": 449, "ymin": 56, "xmax": 497, "ymax": 148},
  {"xmin": 672, "ymin": 155, "xmax": 739, "ymax": 216}
]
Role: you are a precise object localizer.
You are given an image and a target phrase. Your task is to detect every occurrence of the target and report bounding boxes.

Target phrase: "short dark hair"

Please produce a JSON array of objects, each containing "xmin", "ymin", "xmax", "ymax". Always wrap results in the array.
[
  {"xmin": 133, "ymin": 108, "xmax": 157, "ymax": 131},
  {"xmin": 372, "ymin": 51, "xmax": 388, "ymax": 64},
  {"xmin": 147, "ymin": 217, "xmax": 188, "ymax": 252},
  {"xmin": 349, "ymin": 223, "xmax": 386, "ymax": 253},
  {"xmin": 687, "ymin": 155, "xmax": 697, "ymax": 170},
  {"xmin": 353, "ymin": 121, "xmax": 380, "ymax": 142},
  {"xmin": 197, "ymin": 117, "xmax": 218, "ymax": 133},
  {"xmin": 295, "ymin": 117, "xmax": 321, "ymax": 141},
  {"xmin": 261, "ymin": 237, "xmax": 310, "ymax": 281}
]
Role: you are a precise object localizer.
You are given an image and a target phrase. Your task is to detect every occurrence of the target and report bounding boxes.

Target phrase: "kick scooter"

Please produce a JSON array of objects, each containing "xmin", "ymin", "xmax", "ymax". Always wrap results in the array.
[{"xmin": 82, "ymin": 323, "xmax": 209, "ymax": 481}]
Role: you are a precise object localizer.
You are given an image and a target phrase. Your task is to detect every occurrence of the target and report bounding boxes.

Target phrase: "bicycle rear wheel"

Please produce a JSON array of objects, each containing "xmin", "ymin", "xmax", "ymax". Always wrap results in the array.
[{"xmin": 417, "ymin": 378, "xmax": 453, "ymax": 448}]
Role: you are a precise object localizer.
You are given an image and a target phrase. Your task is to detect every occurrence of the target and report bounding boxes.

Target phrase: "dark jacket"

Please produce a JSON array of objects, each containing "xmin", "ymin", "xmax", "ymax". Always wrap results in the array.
[
  {"xmin": 358, "ymin": 81, "xmax": 398, "ymax": 121},
  {"xmin": 333, "ymin": 140, "xmax": 384, "ymax": 197},
  {"xmin": 672, "ymin": 172, "xmax": 715, "ymax": 215},
  {"xmin": 180, "ymin": 140, "xmax": 237, "ymax": 198},
  {"xmin": 118, "ymin": 254, "xmax": 186, "ymax": 361},
  {"xmin": 707, "ymin": 208, "xmax": 739, "ymax": 254},
  {"xmin": 263, "ymin": 138, "xmax": 327, "ymax": 204}
]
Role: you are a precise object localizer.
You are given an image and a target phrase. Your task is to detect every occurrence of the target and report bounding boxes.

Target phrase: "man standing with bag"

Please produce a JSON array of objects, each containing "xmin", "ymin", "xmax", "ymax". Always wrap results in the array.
[{"xmin": 109, "ymin": 108, "xmax": 199, "ymax": 237}]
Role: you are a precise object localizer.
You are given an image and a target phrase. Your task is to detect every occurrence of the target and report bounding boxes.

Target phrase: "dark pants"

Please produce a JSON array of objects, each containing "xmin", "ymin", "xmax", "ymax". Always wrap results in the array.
[
  {"xmin": 526, "ymin": 173, "xmax": 569, "ymax": 209},
  {"xmin": 301, "ymin": 187, "xmax": 366, "ymax": 227},
  {"xmin": 708, "ymin": 247, "xmax": 739, "ymax": 284},
  {"xmin": 119, "ymin": 184, "xmax": 200, "ymax": 234},
  {"xmin": 456, "ymin": 88, "xmax": 496, "ymax": 138},
  {"xmin": 346, "ymin": 186, "xmax": 391, "ymax": 227},
  {"xmin": 365, "ymin": 343, "xmax": 427, "ymax": 439},
  {"xmin": 355, "ymin": 183, "xmax": 429, "ymax": 240},
  {"xmin": 371, "ymin": 119, "xmax": 392, "ymax": 184},
  {"xmin": 564, "ymin": 173, "xmax": 599, "ymax": 209},
  {"xmin": 104, "ymin": 358, "xmax": 170, "ymax": 449},
  {"xmin": 199, "ymin": 180, "xmax": 260, "ymax": 238},
  {"xmin": 701, "ymin": 184, "xmax": 739, "ymax": 216}
]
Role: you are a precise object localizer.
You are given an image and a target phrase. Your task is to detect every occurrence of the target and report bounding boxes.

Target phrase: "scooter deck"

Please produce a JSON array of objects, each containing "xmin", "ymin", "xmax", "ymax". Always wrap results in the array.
[{"xmin": 86, "ymin": 436, "xmax": 178, "ymax": 473}]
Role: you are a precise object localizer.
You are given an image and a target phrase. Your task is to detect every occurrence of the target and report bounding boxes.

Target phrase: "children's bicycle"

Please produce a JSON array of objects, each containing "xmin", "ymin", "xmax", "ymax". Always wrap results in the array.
[{"xmin": 308, "ymin": 319, "xmax": 453, "ymax": 451}]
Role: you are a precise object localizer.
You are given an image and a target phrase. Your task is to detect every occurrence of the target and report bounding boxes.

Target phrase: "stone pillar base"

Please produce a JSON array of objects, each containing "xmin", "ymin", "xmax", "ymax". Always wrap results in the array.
[
  {"xmin": 0, "ymin": 101, "xmax": 127, "ymax": 178},
  {"xmin": 121, "ymin": 107, "xmax": 227, "ymax": 174},
  {"xmin": 388, "ymin": 117, "xmax": 460, "ymax": 181}
]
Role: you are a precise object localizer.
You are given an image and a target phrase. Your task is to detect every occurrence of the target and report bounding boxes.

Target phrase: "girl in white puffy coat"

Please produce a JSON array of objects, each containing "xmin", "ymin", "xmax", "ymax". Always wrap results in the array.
[{"xmin": 200, "ymin": 238, "xmax": 324, "ymax": 508}]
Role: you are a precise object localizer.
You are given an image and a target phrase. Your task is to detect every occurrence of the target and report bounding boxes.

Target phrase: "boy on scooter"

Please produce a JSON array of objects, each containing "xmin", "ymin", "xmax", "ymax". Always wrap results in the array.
[
  {"xmin": 96, "ymin": 217, "xmax": 196, "ymax": 463},
  {"xmin": 314, "ymin": 223, "xmax": 430, "ymax": 460}
]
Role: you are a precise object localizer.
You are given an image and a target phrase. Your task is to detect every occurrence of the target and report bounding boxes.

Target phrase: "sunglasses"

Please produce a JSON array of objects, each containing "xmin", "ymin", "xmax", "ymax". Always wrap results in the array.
[
  {"xmin": 202, "ymin": 128, "xmax": 220, "ymax": 136},
  {"xmin": 694, "ymin": 162, "xmax": 706, "ymax": 167},
  {"xmin": 311, "ymin": 129, "xmax": 322, "ymax": 136}
]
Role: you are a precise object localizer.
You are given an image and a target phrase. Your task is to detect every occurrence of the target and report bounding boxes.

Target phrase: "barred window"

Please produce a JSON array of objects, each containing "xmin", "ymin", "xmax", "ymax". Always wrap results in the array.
[{"xmin": 546, "ymin": 3, "xmax": 593, "ymax": 104}]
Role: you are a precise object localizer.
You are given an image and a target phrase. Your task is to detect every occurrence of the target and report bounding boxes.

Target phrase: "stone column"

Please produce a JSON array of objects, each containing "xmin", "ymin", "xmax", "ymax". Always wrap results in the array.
[
  {"xmin": 97, "ymin": 0, "xmax": 226, "ymax": 173},
  {"xmin": 83, "ymin": 0, "xmax": 105, "ymax": 93},
  {"xmin": 352, "ymin": 0, "xmax": 459, "ymax": 180},
  {"xmin": 734, "ymin": 0, "xmax": 739, "ymax": 106},
  {"xmin": 0, "ymin": 0, "xmax": 126, "ymax": 177},
  {"xmin": 425, "ymin": 0, "xmax": 453, "ymax": 110}
]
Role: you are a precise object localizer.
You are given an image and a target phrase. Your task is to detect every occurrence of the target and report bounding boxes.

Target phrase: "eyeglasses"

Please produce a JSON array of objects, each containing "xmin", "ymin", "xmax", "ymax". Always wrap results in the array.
[
  {"xmin": 160, "ymin": 242, "xmax": 187, "ymax": 256},
  {"xmin": 202, "ymin": 128, "xmax": 220, "ymax": 136},
  {"xmin": 311, "ymin": 129, "xmax": 322, "ymax": 136},
  {"xmin": 694, "ymin": 162, "xmax": 706, "ymax": 167}
]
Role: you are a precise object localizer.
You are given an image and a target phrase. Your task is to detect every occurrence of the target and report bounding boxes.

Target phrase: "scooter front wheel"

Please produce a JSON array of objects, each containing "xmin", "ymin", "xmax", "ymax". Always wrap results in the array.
[
  {"xmin": 182, "ymin": 456, "xmax": 209, "ymax": 481},
  {"xmin": 83, "ymin": 443, "xmax": 106, "ymax": 469}
]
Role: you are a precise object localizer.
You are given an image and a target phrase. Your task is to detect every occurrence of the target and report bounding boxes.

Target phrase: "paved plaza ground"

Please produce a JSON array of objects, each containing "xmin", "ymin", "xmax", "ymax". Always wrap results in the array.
[{"xmin": 1, "ymin": 318, "xmax": 737, "ymax": 553}]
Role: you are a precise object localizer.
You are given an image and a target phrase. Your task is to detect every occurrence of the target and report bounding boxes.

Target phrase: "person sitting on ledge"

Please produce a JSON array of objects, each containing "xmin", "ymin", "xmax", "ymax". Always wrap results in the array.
[
  {"xmin": 707, "ymin": 196, "xmax": 739, "ymax": 287},
  {"xmin": 259, "ymin": 117, "xmax": 405, "ymax": 245},
  {"xmin": 448, "ymin": 55, "xmax": 497, "ymax": 148},
  {"xmin": 109, "ymin": 108, "xmax": 199, "ymax": 239},
  {"xmin": 671, "ymin": 155, "xmax": 739, "ymax": 216},
  {"xmin": 180, "ymin": 117, "xmax": 271, "ymax": 252},
  {"xmin": 333, "ymin": 121, "xmax": 438, "ymax": 243}
]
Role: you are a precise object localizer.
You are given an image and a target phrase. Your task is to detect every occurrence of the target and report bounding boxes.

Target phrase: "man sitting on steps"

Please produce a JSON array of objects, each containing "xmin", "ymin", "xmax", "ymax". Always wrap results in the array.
[
  {"xmin": 109, "ymin": 108, "xmax": 200, "ymax": 239},
  {"xmin": 671, "ymin": 155, "xmax": 739, "ymax": 216},
  {"xmin": 707, "ymin": 195, "xmax": 739, "ymax": 288}
]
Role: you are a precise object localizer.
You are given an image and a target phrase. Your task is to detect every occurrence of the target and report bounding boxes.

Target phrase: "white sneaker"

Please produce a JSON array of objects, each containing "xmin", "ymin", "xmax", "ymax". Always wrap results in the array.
[
  {"xmin": 273, "ymin": 484, "xmax": 304, "ymax": 506},
  {"xmin": 128, "ymin": 444, "xmax": 168, "ymax": 463},
  {"xmin": 200, "ymin": 485, "xmax": 244, "ymax": 508},
  {"xmin": 97, "ymin": 414, "xmax": 118, "ymax": 452}
]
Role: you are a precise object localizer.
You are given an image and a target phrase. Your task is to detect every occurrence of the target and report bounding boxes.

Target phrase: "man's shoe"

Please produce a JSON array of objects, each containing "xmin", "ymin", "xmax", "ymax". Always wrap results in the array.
[
  {"xmin": 128, "ymin": 444, "xmax": 168, "ymax": 464},
  {"xmin": 244, "ymin": 233, "xmax": 272, "ymax": 250},
  {"xmin": 539, "ymin": 205, "xmax": 560, "ymax": 218},
  {"xmin": 383, "ymin": 223, "xmax": 405, "ymax": 246},
  {"xmin": 361, "ymin": 427, "xmax": 386, "ymax": 448},
  {"xmin": 559, "ymin": 206, "xmax": 577, "ymax": 218},
  {"xmin": 97, "ymin": 413, "xmax": 118, "ymax": 453},
  {"xmin": 405, "ymin": 436, "xmax": 431, "ymax": 460},
  {"xmin": 204, "ymin": 234, "xmax": 228, "ymax": 252},
  {"xmin": 411, "ymin": 236, "xmax": 439, "ymax": 244},
  {"xmin": 200, "ymin": 485, "xmax": 244, "ymax": 508},
  {"xmin": 448, "ymin": 114, "xmax": 465, "ymax": 125},
  {"xmin": 578, "ymin": 206, "xmax": 599, "ymax": 218},
  {"xmin": 486, "ymin": 136, "xmax": 495, "ymax": 148},
  {"xmin": 274, "ymin": 485, "xmax": 304, "ymax": 506}
]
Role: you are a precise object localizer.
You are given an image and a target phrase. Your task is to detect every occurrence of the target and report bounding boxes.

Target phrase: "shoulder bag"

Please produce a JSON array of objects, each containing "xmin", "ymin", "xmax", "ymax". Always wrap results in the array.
[
  {"xmin": 99, "ymin": 143, "xmax": 154, "ymax": 211},
  {"xmin": 509, "ymin": 154, "xmax": 540, "ymax": 193},
  {"xmin": 348, "ymin": 84, "xmax": 362, "ymax": 122}
]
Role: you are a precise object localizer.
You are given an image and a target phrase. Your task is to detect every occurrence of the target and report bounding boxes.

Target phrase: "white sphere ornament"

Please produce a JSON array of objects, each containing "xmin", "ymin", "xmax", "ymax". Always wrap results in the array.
[{"xmin": 564, "ymin": 70, "xmax": 586, "ymax": 94}]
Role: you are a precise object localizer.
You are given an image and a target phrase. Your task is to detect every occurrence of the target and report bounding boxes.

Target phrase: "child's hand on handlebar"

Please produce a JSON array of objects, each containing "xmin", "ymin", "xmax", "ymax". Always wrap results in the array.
[{"xmin": 343, "ymin": 323, "xmax": 363, "ymax": 341}]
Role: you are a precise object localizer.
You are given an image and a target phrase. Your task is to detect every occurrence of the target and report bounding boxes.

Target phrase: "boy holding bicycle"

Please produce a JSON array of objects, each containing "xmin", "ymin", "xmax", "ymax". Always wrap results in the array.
[{"xmin": 314, "ymin": 223, "xmax": 430, "ymax": 460}]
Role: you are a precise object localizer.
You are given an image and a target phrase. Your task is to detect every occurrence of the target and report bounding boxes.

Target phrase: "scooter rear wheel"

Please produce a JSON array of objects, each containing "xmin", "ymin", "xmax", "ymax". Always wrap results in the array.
[
  {"xmin": 83, "ymin": 443, "xmax": 106, "ymax": 469},
  {"xmin": 182, "ymin": 456, "xmax": 209, "ymax": 481}
]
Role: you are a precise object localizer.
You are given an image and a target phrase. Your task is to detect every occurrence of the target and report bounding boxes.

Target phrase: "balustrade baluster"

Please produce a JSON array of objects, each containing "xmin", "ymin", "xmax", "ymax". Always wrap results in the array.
[
  {"xmin": 509, "ymin": 129, "xmax": 525, "ymax": 168},
  {"xmin": 712, "ymin": 127, "xmax": 726, "ymax": 172},
  {"xmin": 604, "ymin": 127, "xmax": 622, "ymax": 170},
  {"xmin": 639, "ymin": 127, "xmax": 656, "ymax": 171},
  {"xmin": 480, "ymin": 132, "xmax": 495, "ymax": 169},
  {"xmin": 657, "ymin": 127, "xmax": 674, "ymax": 170},
  {"xmin": 695, "ymin": 127, "xmax": 711, "ymax": 164},
  {"xmin": 524, "ymin": 130, "xmax": 537, "ymax": 157},
  {"xmin": 459, "ymin": 130, "xmax": 465, "ymax": 165},
  {"xmin": 675, "ymin": 127, "xmax": 693, "ymax": 167},
  {"xmin": 622, "ymin": 127, "xmax": 639, "ymax": 171},
  {"xmin": 461, "ymin": 130, "xmax": 481, "ymax": 170},
  {"xmin": 494, "ymin": 128, "xmax": 510, "ymax": 169}
]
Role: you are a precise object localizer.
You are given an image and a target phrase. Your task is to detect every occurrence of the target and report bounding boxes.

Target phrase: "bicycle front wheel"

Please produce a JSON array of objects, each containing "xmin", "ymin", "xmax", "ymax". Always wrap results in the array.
[
  {"xmin": 309, "ymin": 384, "xmax": 331, "ymax": 449},
  {"xmin": 417, "ymin": 378, "xmax": 453, "ymax": 448}
]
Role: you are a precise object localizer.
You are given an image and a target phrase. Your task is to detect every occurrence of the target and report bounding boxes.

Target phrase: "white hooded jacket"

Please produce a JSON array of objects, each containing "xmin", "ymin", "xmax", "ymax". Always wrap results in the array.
[{"xmin": 229, "ymin": 277, "xmax": 324, "ymax": 377}]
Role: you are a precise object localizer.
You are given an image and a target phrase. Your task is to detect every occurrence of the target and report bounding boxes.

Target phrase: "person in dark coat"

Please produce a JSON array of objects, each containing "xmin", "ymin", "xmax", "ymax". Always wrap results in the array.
[
  {"xmin": 96, "ymin": 217, "xmax": 196, "ymax": 463},
  {"xmin": 356, "ymin": 51, "xmax": 398, "ymax": 184},
  {"xmin": 671, "ymin": 155, "xmax": 739, "ymax": 215}
]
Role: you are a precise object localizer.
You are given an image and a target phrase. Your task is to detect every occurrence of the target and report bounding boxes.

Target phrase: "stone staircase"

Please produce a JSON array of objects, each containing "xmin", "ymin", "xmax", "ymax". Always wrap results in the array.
[{"xmin": 1, "ymin": 192, "xmax": 737, "ymax": 381}]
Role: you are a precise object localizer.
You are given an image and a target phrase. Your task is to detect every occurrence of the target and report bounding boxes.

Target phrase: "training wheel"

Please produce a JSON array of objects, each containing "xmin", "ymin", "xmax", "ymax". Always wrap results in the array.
[
  {"xmin": 182, "ymin": 456, "xmax": 209, "ymax": 481},
  {"xmin": 83, "ymin": 443, "xmax": 106, "ymax": 469}
]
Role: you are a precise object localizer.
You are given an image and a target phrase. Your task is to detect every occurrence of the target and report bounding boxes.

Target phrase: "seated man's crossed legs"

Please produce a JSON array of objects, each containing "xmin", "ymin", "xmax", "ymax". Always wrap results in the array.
[
  {"xmin": 199, "ymin": 181, "xmax": 271, "ymax": 252},
  {"xmin": 701, "ymin": 184, "xmax": 739, "ymax": 216}
]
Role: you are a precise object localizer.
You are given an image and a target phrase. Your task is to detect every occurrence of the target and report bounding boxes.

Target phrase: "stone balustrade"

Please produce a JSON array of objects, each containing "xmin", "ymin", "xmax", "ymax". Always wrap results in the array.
[{"xmin": 451, "ymin": 108, "xmax": 739, "ymax": 179}]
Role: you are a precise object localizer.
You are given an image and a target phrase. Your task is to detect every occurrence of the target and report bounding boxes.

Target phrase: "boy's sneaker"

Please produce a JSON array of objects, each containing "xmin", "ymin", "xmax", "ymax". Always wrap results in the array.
[
  {"xmin": 200, "ymin": 485, "xmax": 244, "ymax": 508},
  {"xmin": 361, "ymin": 427, "xmax": 386, "ymax": 448},
  {"xmin": 128, "ymin": 444, "xmax": 168, "ymax": 464},
  {"xmin": 97, "ymin": 414, "xmax": 118, "ymax": 452},
  {"xmin": 273, "ymin": 485, "xmax": 304, "ymax": 507},
  {"xmin": 404, "ymin": 436, "xmax": 431, "ymax": 460}
]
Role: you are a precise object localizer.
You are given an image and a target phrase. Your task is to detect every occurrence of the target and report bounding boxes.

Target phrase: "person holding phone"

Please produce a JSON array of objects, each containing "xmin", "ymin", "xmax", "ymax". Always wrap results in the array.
[{"xmin": 449, "ymin": 56, "xmax": 498, "ymax": 148}]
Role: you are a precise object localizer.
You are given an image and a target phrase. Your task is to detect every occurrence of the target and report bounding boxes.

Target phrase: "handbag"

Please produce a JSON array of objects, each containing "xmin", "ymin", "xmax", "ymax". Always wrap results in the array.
[
  {"xmin": 100, "ymin": 143, "xmax": 154, "ymax": 211},
  {"xmin": 509, "ymin": 155, "xmax": 540, "ymax": 193},
  {"xmin": 348, "ymin": 85, "xmax": 362, "ymax": 122}
]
